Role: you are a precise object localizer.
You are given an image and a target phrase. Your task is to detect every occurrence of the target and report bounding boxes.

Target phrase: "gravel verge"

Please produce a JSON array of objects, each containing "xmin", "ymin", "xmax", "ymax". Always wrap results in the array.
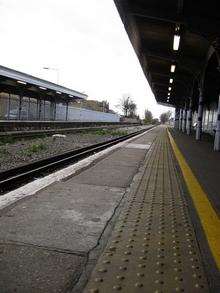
[{"xmin": 0, "ymin": 126, "xmax": 146, "ymax": 172}]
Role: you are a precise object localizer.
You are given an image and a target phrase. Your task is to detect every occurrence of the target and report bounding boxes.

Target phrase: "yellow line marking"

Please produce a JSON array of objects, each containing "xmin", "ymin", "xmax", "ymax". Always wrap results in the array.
[{"xmin": 168, "ymin": 129, "xmax": 220, "ymax": 270}]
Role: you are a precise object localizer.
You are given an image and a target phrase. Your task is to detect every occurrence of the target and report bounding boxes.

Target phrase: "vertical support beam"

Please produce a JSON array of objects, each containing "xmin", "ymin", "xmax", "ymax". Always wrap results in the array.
[
  {"xmin": 43, "ymin": 99, "xmax": 46, "ymax": 121},
  {"xmin": 174, "ymin": 108, "xmax": 179, "ymax": 129},
  {"xmin": 196, "ymin": 87, "xmax": 204, "ymax": 140},
  {"xmin": 38, "ymin": 99, "xmax": 42, "ymax": 120},
  {"xmin": 54, "ymin": 102, "xmax": 56, "ymax": 121},
  {"xmin": 182, "ymin": 102, "xmax": 187, "ymax": 132},
  {"xmin": 7, "ymin": 94, "xmax": 11, "ymax": 120},
  {"xmin": 179, "ymin": 109, "xmax": 182, "ymax": 131},
  {"xmin": 66, "ymin": 101, "xmax": 69, "ymax": 121},
  {"xmin": 28, "ymin": 97, "xmax": 31, "ymax": 120},
  {"xmin": 50, "ymin": 101, "xmax": 53, "ymax": 121},
  {"xmin": 18, "ymin": 95, "xmax": 22, "ymax": 120},
  {"xmin": 214, "ymin": 95, "xmax": 220, "ymax": 151},
  {"xmin": 186, "ymin": 98, "xmax": 193, "ymax": 135}
]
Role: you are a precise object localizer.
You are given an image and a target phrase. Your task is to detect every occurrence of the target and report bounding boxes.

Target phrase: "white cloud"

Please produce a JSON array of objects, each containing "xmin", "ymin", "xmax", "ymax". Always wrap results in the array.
[{"xmin": 0, "ymin": 0, "xmax": 173, "ymax": 118}]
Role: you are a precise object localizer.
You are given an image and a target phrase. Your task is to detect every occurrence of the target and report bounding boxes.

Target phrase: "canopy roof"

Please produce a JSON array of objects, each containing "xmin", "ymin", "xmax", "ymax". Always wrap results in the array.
[
  {"xmin": 114, "ymin": 0, "xmax": 219, "ymax": 108},
  {"xmin": 0, "ymin": 65, "xmax": 87, "ymax": 102}
]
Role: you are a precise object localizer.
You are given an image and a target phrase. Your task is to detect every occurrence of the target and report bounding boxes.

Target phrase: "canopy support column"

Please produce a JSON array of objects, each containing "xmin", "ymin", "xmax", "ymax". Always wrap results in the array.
[
  {"xmin": 7, "ymin": 94, "xmax": 11, "ymax": 120},
  {"xmin": 179, "ymin": 109, "xmax": 183, "ymax": 131},
  {"xmin": 66, "ymin": 102, "xmax": 69, "ymax": 121},
  {"xmin": 18, "ymin": 95, "xmax": 22, "ymax": 120},
  {"xmin": 214, "ymin": 95, "xmax": 220, "ymax": 151},
  {"xmin": 182, "ymin": 102, "xmax": 187, "ymax": 133},
  {"xmin": 186, "ymin": 98, "xmax": 193, "ymax": 135},
  {"xmin": 196, "ymin": 88, "xmax": 204, "ymax": 140},
  {"xmin": 174, "ymin": 108, "xmax": 179, "ymax": 129}
]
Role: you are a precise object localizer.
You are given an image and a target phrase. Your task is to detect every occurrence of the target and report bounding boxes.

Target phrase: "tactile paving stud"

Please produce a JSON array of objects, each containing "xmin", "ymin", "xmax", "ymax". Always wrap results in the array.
[{"xmin": 84, "ymin": 131, "xmax": 209, "ymax": 293}]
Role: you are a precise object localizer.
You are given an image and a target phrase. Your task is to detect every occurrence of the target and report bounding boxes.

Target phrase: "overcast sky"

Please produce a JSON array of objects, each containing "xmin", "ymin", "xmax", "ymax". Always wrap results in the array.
[{"xmin": 0, "ymin": 0, "xmax": 173, "ymax": 118}]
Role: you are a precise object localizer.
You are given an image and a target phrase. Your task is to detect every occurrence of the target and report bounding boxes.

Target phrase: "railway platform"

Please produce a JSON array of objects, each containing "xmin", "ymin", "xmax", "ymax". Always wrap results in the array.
[{"xmin": 0, "ymin": 126, "xmax": 219, "ymax": 293}]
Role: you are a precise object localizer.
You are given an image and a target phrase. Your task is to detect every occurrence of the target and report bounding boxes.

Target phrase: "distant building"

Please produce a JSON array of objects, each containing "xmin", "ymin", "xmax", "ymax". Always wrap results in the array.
[{"xmin": 72, "ymin": 99, "xmax": 114, "ymax": 113}]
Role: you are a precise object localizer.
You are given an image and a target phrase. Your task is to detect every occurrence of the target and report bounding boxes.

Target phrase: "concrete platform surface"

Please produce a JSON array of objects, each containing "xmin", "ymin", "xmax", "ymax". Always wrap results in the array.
[
  {"xmin": 0, "ymin": 126, "xmax": 158, "ymax": 293},
  {"xmin": 84, "ymin": 126, "xmax": 220, "ymax": 293},
  {"xmin": 170, "ymin": 129, "xmax": 220, "ymax": 215}
]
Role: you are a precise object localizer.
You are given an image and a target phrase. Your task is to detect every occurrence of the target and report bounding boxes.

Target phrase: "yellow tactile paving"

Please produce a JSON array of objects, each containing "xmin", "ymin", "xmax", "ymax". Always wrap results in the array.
[
  {"xmin": 84, "ymin": 128, "xmax": 209, "ymax": 292},
  {"xmin": 168, "ymin": 129, "xmax": 220, "ymax": 270}
]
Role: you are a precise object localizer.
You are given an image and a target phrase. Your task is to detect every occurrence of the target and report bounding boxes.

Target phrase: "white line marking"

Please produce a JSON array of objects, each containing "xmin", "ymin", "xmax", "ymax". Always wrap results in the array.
[
  {"xmin": 125, "ymin": 143, "xmax": 151, "ymax": 150},
  {"xmin": 0, "ymin": 127, "xmax": 156, "ymax": 210}
]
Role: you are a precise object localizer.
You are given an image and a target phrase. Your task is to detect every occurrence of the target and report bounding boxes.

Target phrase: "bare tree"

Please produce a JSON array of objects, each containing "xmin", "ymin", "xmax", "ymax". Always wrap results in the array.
[
  {"xmin": 129, "ymin": 100, "xmax": 137, "ymax": 117},
  {"xmin": 160, "ymin": 111, "xmax": 172, "ymax": 124},
  {"xmin": 117, "ymin": 95, "xmax": 137, "ymax": 118},
  {"xmin": 117, "ymin": 96, "xmax": 130, "ymax": 117},
  {"xmin": 144, "ymin": 109, "xmax": 153, "ymax": 124}
]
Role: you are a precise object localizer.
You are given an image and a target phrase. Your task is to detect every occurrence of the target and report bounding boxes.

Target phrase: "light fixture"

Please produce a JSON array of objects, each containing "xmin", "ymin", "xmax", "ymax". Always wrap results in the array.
[
  {"xmin": 173, "ymin": 35, "xmax": 180, "ymax": 51},
  {"xmin": 168, "ymin": 92, "xmax": 171, "ymax": 96},
  {"xmin": 171, "ymin": 64, "xmax": 176, "ymax": 72},
  {"xmin": 56, "ymin": 91, "xmax": 62, "ymax": 94},
  {"xmin": 17, "ymin": 80, "xmax": 27, "ymax": 85},
  {"xmin": 169, "ymin": 78, "xmax": 173, "ymax": 84},
  {"xmin": 39, "ymin": 86, "xmax": 47, "ymax": 90},
  {"xmin": 168, "ymin": 87, "xmax": 172, "ymax": 91}
]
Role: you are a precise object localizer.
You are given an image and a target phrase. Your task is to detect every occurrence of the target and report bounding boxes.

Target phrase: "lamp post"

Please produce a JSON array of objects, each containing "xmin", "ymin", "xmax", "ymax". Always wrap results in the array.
[{"xmin": 43, "ymin": 67, "xmax": 60, "ymax": 84}]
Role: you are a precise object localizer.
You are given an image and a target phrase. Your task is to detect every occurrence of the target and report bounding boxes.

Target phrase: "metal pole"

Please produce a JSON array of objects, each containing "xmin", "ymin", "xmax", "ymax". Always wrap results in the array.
[
  {"xmin": 196, "ymin": 87, "xmax": 204, "ymax": 140},
  {"xmin": 186, "ymin": 98, "xmax": 192, "ymax": 135},
  {"xmin": 179, "ymin": 109, "xmax": 182, "ymax": 131},
  {"xmin": 18, "ymin": 95, "xmax": 22, "ymax": 120},
  {"xmin": 182, "ymin": 102, "xmax": 187, "ymax": 132},
  {"xmin": 38, "ymin": 99, "xmax": 42, "ymax": 120},
  {"xmin": 28, "ymin": 97, "xmax": 31, "ymax": 120},
  {"xmin": 44, "ymin": 99, "xmax": 46, "ymax": 120},
  {"xmin": 214, "ymin": 95, "xmax": 220, "ymax": 151},
  {"xmin": 54, "ymin": 102, "xmax": 56, "ymax": 121},
  {"xmin": 7, "ymin": 94, "xmax": 11, "ymax": 120},
  {"xmin": 174, "ymin": 108, "xmax": 179, "ymax": 129},
  {"xmin": 66, "ymin": 102, "xmax": 69, "ymax": 121}
]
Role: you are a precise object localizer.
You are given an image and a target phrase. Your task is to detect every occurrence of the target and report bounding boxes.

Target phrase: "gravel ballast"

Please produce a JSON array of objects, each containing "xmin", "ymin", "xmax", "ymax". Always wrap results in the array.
[{"xmin": 0, "ymin": 126, "xmax": 146, "ymax": 172}]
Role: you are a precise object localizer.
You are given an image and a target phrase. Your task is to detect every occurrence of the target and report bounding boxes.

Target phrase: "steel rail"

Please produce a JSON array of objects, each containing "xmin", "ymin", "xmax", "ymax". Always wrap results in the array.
[{"xmin": 0, "ymin": 127, "xmax": 154, "ymax": 194}]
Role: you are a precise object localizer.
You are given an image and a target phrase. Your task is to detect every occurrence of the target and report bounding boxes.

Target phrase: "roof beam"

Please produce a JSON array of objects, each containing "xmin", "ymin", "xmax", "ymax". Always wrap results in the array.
[
  {"xmin": 130, "ymin": 7, "xmax": 183, "ymax": 24},
  {"xmin": 144, "ymin": 49, "xmax": 203, "ymax": 73}
]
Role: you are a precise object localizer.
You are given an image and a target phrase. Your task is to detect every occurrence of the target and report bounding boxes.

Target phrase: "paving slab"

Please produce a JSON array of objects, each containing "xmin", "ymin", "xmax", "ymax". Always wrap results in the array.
[
  {"xmin": 0, "ymin": 126, "xmax": 159, "ymax": 292},
  {"xmin": 84, "ymin": 127, "xmax": 213, "ymax": 293},
  {"xmin": 0, "ymin": 183, "xmax": 125, "ymax": 252},
  {"xmin": 0, "ymin": 243, "xmax": 84, "ymax": 293}
]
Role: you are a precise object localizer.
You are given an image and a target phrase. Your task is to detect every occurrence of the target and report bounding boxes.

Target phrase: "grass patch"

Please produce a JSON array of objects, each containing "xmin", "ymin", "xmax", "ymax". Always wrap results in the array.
[
  {"xmin": 24, "ymin": 143, "xmax": 47, "ymax": 156},
  {"xmin": 0, "ymin": 136, "xmax": 16, "ymax": 145},
  {"xmin": 0, "ymin": 148, "xmax": 9, "ymax": 157},
  {"xmin": 94, "ymin": 129, "xmax": 128, "ymax": 137}
]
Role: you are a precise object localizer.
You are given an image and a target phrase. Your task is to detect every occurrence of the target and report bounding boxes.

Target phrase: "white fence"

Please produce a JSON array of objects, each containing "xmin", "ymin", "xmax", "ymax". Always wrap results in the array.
[
  {"xmin": 0, "ymin": 92, "xmax": 120, "ymax": 122},
  {"xmin": 57, "ymin": 104, "xmax": 120, "ymax": 122}
]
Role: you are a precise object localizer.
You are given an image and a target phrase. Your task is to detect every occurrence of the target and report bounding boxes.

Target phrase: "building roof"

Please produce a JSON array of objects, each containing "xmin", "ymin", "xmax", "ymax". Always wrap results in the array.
[
  {"xmin": 0, "ymin": 65, "xmax": 87, "ymax": 102},
  {"xmin": 114, "ymin": 0, "xmax": 218, "ymax": 108}
]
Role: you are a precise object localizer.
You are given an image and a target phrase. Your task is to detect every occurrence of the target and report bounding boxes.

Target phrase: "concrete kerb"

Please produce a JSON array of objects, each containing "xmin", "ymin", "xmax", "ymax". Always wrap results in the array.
[{"xmin": 70, "ymin": 133, "xmax": 157, "ymax": 293}]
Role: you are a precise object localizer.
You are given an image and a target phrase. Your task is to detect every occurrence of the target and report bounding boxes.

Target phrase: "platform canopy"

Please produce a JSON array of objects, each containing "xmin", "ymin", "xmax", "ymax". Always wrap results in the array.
[
  {"xmin": 114, "ymin": 0, "xmax": 219, "ymax": 108},
  {"xmin": 0, "ymin": 65, "xmax": 87, "ymax": 102}
]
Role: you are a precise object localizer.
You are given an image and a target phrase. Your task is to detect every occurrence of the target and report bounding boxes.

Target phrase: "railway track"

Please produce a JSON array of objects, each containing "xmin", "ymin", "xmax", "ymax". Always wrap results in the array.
[{"xmin": 0, "ymin": 126, "xmax": 153, "ymax": 194}]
